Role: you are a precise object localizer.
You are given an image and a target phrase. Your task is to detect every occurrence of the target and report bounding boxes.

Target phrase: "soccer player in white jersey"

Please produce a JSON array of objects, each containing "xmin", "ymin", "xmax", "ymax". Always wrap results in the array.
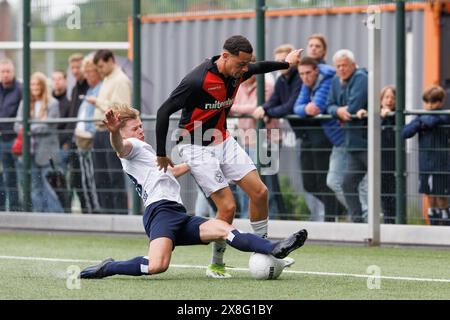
[{"xmin": 79, "ymin": 104, "xmax": 307, "ymax": 279}]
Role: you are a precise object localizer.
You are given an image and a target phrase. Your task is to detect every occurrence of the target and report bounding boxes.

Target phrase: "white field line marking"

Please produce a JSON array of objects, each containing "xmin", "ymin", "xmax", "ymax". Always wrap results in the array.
[
  {"xmin": 1, "ymin": 255, "xmax": 449, "ymax": 283},
  {"xmin": 0, "ymin": 255, "xmax": 97, "ymax": 263},
  {"xmin": 170, "ymin": 264, "xmax": 450, "ymax": 283}
]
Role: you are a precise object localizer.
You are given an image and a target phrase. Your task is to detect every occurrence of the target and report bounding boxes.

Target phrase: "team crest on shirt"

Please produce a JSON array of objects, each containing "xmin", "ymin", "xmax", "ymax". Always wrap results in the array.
[{"xmin": 215, "ymin": 171, "xmax": 224, "ymax": 183}]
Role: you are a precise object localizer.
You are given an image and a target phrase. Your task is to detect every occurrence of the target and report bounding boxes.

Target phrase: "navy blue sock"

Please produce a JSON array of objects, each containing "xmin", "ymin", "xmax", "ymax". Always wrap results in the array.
[
  {"xmin": 104, "ymin": 256, "xmax": 149, "ymax": 276},
  {"xmin": 226, "ymin": 229, "xmax": 275, "ymax": 254}
]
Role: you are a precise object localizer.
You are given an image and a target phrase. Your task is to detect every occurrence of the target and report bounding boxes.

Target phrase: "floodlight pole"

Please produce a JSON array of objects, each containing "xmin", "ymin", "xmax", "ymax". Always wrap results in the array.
[
  {"xmin": 132, "ymin": 0, "xmax": 141, "ymax": 215},
  {"xmin": 367, "ymin": 6, "xmax": 381, "ymax": 246},
  {"xmin": 22, "ymin": 0, "xmax": 32, "ymax": 212}
]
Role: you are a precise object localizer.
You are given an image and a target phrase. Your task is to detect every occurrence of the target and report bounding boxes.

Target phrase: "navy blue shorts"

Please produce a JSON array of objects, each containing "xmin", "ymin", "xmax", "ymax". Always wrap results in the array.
[
  {"xmin": 419, "ymin": 173, "xmax": 450, "ymax": 195},
  {"xmin": 143, "ymin": 199, "xmax": 209, "ymax": 247}
]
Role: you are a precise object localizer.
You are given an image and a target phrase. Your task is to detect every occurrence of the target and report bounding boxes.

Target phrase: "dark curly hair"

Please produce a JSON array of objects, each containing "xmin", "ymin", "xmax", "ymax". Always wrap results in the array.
[{"xmin": 223, "ymin": 35, "xmax": 253, "ymax": 56}]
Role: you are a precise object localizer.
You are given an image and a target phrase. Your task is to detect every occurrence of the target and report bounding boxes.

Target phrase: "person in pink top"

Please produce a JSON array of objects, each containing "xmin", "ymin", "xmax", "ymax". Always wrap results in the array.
[{"xmin": 230, "ymin": 56, "xmax": 284, "ymax": 219}]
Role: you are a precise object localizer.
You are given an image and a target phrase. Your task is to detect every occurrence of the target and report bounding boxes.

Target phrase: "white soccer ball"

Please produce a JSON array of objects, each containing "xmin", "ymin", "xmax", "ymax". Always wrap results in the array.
[{"xmin": 248, "ymin": 253, "xmax": 284, "ymax": 280}]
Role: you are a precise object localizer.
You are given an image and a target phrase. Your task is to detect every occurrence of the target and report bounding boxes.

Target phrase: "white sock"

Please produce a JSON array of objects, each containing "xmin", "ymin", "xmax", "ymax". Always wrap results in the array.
[
  {"xmin": 211, "ymin": 240, "xmax": 226, "ymax": 265},
  {"xmin": 250, "ymin": 218, "xmax": 268, "ymax": 238}
]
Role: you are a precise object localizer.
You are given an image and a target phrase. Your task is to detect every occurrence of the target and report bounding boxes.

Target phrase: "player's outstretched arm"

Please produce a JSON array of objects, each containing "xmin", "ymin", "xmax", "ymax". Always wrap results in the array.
[
  {"xmin": 246, "ymin": 48, "xmax": 303, "ymax": 76},
  {"xmin": 103, "ymin": 109, "xmax": 133, "ymax": 158}
]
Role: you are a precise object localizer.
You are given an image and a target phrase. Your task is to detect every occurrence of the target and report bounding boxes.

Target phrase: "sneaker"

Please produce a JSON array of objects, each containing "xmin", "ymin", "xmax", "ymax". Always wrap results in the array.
[
  {"xmin": 80, "ymin": 258, "xmax": 114, "ymax": 279},
  {"xmin": 271, "ymin": 229, "xmax": 308, "ymax": 259},
  {"xmin": 440, "ymin": 208, "xmax": 450, "ymax": 226},
  {"xmin": 428, "ymin": 209, "xmax": 441, "ymax": 226},
  {"xmin": 206, "ymin": 263, "xmax": 232, "ymax": 279}
]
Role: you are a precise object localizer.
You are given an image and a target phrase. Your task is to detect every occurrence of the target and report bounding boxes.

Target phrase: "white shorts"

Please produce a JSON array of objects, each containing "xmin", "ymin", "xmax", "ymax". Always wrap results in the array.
[{"xmin": 178, "ymin": 137, "xmax": 256, "ymax": 197}]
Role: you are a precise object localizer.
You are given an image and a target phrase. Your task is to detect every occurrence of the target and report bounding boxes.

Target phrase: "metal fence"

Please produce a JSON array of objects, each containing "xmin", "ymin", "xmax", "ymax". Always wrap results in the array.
[
  {"xmin": 0, "ymin": 0, "xmax": 448, "ymax": 242},
  {"xmin": 1, "ymin": 112, "xmax": 449, "ymax": 226}
]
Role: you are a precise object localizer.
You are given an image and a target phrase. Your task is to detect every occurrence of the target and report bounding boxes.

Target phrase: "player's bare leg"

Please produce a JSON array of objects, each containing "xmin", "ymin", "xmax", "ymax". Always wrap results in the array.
[
  {"xmin": 206, "ymin": 187, "xmax": 237, "ymax": 278},
  {"xmin": 209, "ymin": 187, "xmax": 236, "ymax": 224},
  {"xmin": 147, "ymin": 238, "xmax": 173, "ymax": 274},
  {"xmin": 235, "ymin": 170, "xmax": 269, "ymax": 236}
]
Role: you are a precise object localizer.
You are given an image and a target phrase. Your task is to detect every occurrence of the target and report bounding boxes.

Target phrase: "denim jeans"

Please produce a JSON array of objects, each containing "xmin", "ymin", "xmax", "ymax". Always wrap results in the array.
[
  {"xmin": 31, "ymin": 159, "xmax": 64, "ymax": 213},
  {"xmin": 327, "ymin": 146, "xmax": 368, "ymax": 217},
  {"xmin": 342, "ymin": 151, "xmax": 368, "ymax": 222},
  {"xmin": 0, "ymin": 140, "xmax": 21, "ymax": 211},
  {"xmin": 59, "ymin": 147, "xmax": 70, "ymax": 175}
]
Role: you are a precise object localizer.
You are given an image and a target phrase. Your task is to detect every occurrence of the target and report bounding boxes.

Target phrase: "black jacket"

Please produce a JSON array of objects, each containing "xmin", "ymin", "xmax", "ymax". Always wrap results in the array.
[
  {"xmin": 53, "ymin": 90, "xmax": 71, "ymax": 147},
  {"xmin": 0, "ymin": 79, "xmax": 22, "ymax": 141}
]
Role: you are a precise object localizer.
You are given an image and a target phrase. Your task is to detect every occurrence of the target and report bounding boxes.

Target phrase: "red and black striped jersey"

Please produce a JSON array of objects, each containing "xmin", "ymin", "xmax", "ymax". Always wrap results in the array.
[{"xmin": 156, "ymin": 55, "xmax": 289, "ymax": 156}]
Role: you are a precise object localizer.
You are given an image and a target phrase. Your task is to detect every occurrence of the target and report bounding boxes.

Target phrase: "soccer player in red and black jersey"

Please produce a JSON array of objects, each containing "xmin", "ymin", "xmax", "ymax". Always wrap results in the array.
[{"xmin": 156, "ymin": 35, "xmax": 303, "ymax": 278}]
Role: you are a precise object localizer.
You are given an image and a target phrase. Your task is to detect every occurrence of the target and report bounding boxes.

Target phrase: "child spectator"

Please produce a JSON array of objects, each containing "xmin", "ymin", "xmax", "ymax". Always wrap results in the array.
[{"xmin": 401, "ymin": 85, "xmax": 450, "ymax": 225}]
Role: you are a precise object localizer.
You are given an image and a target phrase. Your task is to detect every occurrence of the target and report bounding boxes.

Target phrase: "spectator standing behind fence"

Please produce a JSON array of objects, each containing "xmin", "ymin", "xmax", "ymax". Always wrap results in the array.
[
  {"xmin": 51, "ymin": 70, "xmax": 71, "ymax": 167},
  {"xmin": 15, "ymin": 72, "xmax": 64, "ymax": 213},
  {"xmin": 293, "ymin": 57, "xmax": 344, "ymax": 221},
  {"xmin": 67, "ymin": 53, "xmax": 90, "ymax": 213},
  {"xmin": 0, "ymin": 58, "xmax": 21, "ymax": 211},
  {"xmin": 51, "ymin": 70, "xmax": 71, "ymax": 211},
  {"xmin": 327, "ymin": 50, "xmax": 368, "ymax": 223},
  {"xmin": 255, "ymin": 39, "xmax": 339, "ymax": 220},
  {"xmin": 252, "ymin": 44, "xmax": 304, "ymax": 219},
  {"xmin": 401, "ymin": 85, "xmax": 450, "ymax": 226},
  {"xmin": 306, "ymin": 33, "xmax": 327, "ymax": 64},
  {"xmin": 230, "ymin": 56, "xmax": 283, "ymax": 219},
  {"xmin": 86, "ymin": 49, "xmax": 131, "ymax": 214},
  {"xmin": 299, "ymin": 34, "xmax": 343, "ymax": 221},
  {"xmin": 52, "ymin": 70, "xmax": 72, "ymax": 179},
  {"xmin": 379, "ymin": 85, "xmax": 396, "ymax": 224},
  {"xmin": 74, "ymin": 57, "xmax": 102, "ymax": 214}
]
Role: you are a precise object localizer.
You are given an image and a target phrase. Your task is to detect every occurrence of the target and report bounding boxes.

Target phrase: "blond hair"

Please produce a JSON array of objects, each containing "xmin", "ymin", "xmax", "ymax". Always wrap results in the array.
[
  {"xmin": 110, "ymin": 103, "xmax": 140, "ymax": 128},
  {"xmin": 68, "ymin": 53, "xmax": 84, "ymax": 64},
  {"xmin": 30, "ymin": 72, "xmax": 49, "ymax": 119},
  {"xmin": 274, "ymin": 44, "xmax": 295, "ymax": 55},
  {"xmin": 81, "ymin": 56, "xmax": 97, "ymax": 75}
]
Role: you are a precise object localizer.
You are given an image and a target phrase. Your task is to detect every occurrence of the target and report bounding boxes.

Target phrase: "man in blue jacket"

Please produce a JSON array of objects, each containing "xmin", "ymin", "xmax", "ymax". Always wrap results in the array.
[
  {"xmin": 253, "ymin": 44, "xmax": 315, "ymax": 220},
  {"xmin": 293, "ymin": 56, "xmax": 344, "ymax": 221},
  {"xmin": 327, "ymin": 50, "xmax": 368, "ymax": 223},
  {"xmin": 0, "ymin": 59, "xmax": 21, "ymax": 211}
]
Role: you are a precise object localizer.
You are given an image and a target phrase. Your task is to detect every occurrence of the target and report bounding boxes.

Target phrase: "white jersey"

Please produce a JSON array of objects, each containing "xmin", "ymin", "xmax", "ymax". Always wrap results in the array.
[{"xmin": 120, "ymin": 138, "xmax": 183, "ymax": 208}]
